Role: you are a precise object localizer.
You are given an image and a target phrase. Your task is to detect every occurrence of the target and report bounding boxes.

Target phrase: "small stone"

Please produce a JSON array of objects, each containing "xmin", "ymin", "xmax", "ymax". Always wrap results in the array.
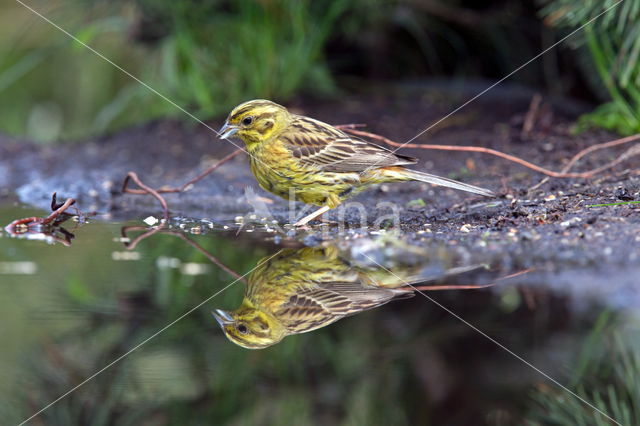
[
  {"xmin": 560, "ymin": 217, "xmax": 582, "ymax": 228},
  {"xmin": 102, "ymin": 180, "xmax": 114, "ymax": 190},
  {"xmin": 615, "ymin": 187, "xmax": 634, "ymax": 201},
  {"xmin": 143, "ymin": 216, "xmax": 158, "ymax": 226},
  {"xmin": 460, "ymin": 224, "xmax": 472, "ymax": 233}
]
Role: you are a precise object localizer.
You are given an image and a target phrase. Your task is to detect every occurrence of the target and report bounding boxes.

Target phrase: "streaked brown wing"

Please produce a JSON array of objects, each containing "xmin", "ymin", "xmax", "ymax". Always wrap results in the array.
[
  {"xmin": 277, "ymin": 281, "xmax": 412, "ymax": 333},
  {"xmin": 276, "ymin": 289, "xmax": 340, "ymax": 332},
  {"xmin": 314, "ymin": 281, "xmax": 413, "ymax": 312},
  {"xmin": 282, "ymin": 116, "xmax": 417, "ymax": 172}
]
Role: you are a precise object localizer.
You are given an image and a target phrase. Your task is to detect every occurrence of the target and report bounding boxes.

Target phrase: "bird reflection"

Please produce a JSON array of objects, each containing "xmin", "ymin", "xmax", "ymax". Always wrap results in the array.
[{"xmin": 213, "ymin": 246, "xmax": 488, "ymax": 349}]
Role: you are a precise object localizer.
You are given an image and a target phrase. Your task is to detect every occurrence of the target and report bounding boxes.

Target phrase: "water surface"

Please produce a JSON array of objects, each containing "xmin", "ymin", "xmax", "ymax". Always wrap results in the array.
[{"xmin": 1, "ymin": 201, "xmax": 637, "ymax": 425}]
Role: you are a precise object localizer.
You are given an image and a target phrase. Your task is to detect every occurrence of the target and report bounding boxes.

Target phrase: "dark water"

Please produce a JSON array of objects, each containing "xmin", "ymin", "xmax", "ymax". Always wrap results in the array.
[{"xmin": 1, "ymin": 202, "xmax": 638, "ymax": 425}]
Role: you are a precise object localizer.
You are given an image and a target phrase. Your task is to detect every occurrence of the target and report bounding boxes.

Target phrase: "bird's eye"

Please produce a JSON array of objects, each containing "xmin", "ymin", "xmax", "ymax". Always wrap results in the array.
[
  {"xmin": 237, "ymin": 324, "xmax": 248, "ymax": 334},
  {"xmin": 242, "ymin": 116, "xmax": 254, "ymax": 126}
]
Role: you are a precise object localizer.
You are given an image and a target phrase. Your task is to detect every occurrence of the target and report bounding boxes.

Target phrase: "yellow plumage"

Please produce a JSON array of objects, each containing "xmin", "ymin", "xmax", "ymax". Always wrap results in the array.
[
  {"xmin": 219, "ymin": 99, "xmax": 494, "ymax": 224},
  {"xmin": 212, "ymin": 247, "xmax": 421, "ymax": 349}
]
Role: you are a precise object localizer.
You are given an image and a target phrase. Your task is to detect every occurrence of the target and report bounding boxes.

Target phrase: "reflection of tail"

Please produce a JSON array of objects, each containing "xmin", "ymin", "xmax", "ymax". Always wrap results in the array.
[
  {"xmin": 409, "ymin": 267, "xmax": 534, "ymax": 291},
  {"xmin": 384, "ymin": 167, "xmax": 494, "ymax": 197}
]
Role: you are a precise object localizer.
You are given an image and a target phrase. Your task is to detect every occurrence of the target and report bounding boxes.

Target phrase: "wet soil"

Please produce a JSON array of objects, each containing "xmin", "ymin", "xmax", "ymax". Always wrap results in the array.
[{"xmin": 1, "ymin": 81, "xmax": 639, "ymax": 277}]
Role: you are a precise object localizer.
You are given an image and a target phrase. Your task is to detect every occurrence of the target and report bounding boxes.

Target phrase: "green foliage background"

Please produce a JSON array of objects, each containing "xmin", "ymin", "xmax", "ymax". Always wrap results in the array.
[
  {"xmin": 0, "ymin": 0, "xmax": 345, "ymax": 142},
  {"xmin": 541, "ymin": 0, "xmax": 640, "ymax": 135},
  {"xmin": 1, "ymin": 0, "xmax": 639, "ymax": 142}
]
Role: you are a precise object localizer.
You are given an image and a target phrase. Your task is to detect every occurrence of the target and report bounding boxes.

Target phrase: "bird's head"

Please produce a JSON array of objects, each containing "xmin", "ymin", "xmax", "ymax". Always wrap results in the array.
[
  {"xmin": 212, "ymin": 304, "xmax": 287, "ymax": 349},
  {"xmin": 218, "ymin": 99, "xmax": 291, "ymax": 147}
]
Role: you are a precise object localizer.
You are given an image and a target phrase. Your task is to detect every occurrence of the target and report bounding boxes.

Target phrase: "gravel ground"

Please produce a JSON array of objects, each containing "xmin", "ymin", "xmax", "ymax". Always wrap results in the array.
[{"xmin": 1, "ymin": 81, "xmax": 639, "ymax": 286}]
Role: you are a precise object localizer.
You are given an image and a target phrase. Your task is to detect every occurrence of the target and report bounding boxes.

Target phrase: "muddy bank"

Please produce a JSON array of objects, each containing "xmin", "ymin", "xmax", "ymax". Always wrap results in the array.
[{"xmin": 1, "ymin": 81, "xmax": 638, "ymax": 275}]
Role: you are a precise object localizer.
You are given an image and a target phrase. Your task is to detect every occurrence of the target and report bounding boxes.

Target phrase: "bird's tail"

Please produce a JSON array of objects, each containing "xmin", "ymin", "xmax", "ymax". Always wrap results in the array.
[{"xmin": 384, "ymin": 167, "xmax": 494, "ymax": 197}]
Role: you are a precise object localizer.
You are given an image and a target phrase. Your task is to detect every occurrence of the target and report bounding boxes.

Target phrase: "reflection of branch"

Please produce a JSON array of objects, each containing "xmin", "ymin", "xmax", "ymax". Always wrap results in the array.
[
  {"xmin": 173, "ymin": 233, "xmax": 245, "ymax": 282},
  {"xmin": 54, "ymin": 227, "xmax": 76, "ymax": 246},
  {"xmin": 120, "ymin": 225, "xmax": 246, "ymax": 283},
  {"xmin": 410, "ymin": 267, "xmax": 533, "ymax": 291},
  {"xmin": 5, "ymin": 192, "xmax": 76, "ymax": 232},
  {"xmin": 121, "ymin": 225, "xmax": 166, "ymax": 250},
  {"xmin": 121, "ymin": 149, "xmax": 244, "ymax": 219},
  {"xmin": 337, "ymin": 125, "xmax": 640, "ymax": 180},
  {"xmin": 4, "ymin": 193, "xmax": 87, "ymax": 246}
]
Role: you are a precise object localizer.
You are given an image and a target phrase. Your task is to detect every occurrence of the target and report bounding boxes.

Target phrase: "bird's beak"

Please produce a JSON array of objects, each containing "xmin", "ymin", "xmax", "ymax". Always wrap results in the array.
[
  {"xmin": 212, "ymin": 309, "xmax": 234, "ymax": 327},
  {"xmin": 218, "ymin": 122, "xmax": 238, "ymax": 139}
]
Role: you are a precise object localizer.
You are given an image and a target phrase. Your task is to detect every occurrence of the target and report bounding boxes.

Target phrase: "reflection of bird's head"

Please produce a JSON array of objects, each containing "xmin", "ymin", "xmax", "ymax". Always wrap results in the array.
[
  {"xmin": 219, "ymin": 99, "xmax": 291, "ymax": 146},
  {"xmin": 212, "ymin": 304, "xmax": 286, "ymax": 350}
]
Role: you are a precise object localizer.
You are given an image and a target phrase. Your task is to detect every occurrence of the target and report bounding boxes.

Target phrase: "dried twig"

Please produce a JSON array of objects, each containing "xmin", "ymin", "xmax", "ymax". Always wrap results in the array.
[
  {"xmin": 5, "ymin": 193, "xmax": 76, "ymax": 232},
  {"xmin": 337, "ymin": 125, "xmax": 640, "ymax": 180},
  {"xmin": 521, "ymin": 93, "xmax": 542, "ymax": 138},
  {"xmin": 530, "ymin": 132, "xmax": 640, "ymax": 190},
  {"xmin": 121, "ymin": 149, "xmax": 244, "ymax": 219},
  {"xmin": 122, "ymin": 172, "xmax": 171, "ymax": 220},
  {"xmin": 561, "ymin": 133, "xmax": 640, "ymax": 173}
]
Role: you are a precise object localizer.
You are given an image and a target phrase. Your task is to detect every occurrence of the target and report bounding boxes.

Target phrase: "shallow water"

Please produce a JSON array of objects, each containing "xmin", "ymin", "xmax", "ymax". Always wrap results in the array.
[{"xmin": 1, "ymin": 201, "xmax": 638, "ymax": 425}]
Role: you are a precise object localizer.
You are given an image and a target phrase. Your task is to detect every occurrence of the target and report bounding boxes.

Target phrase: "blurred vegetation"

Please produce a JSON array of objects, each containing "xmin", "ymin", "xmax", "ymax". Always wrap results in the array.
[
  {"xmin": 0, "ymin": 0, "xmax": 549, "ymax": 143},
  {"xmin": 528, "ymin": 311, "xmax": 640, "ymax": 425},
  {"xmin": 1, "ymin": 0, "xmax": 638, "ymax": 143},
  {"xmin": 0, "ymin": 0, "xmax": 346, "ymax": 142},
  {"xmin": 541, "ymin": 0, "xmax": 640, "ymax": 135}
]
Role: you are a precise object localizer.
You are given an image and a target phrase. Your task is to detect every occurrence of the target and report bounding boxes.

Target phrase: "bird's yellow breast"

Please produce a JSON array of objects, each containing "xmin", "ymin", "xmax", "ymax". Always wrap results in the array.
[{"xmin": 248, "ymin": 139, "xmax": 363, "ymax": 207}]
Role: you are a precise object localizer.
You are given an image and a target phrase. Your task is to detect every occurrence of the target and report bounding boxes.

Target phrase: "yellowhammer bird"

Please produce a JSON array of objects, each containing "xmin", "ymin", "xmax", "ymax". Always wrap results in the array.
[
  {"xmin": 212, "ymin": 247, "xmax": 420, "ymax": 349},
  {"xmin": 219, "ymin": 99, "xmax": 494, "ymax": 226},
  {"xmin": 212, "ymin": 246, "xmax": 489, "ymax": 349}
]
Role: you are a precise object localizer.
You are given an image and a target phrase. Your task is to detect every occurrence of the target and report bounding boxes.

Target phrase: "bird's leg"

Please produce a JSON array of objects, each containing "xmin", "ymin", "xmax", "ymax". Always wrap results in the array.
[
  {"xmin": 318, "ymin": 210, "xmax": 341, "ymax": 225},
  {"xmin": 294, "ymin": 205, "xmax": 331, "ymax": 227}
]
